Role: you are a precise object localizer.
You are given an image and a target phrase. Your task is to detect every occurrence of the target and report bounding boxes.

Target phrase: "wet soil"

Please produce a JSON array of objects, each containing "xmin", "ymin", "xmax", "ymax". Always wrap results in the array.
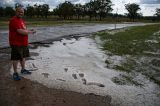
[{"xmin": 0, "ymin": 48, "xmax": 112, "ymax": 106}]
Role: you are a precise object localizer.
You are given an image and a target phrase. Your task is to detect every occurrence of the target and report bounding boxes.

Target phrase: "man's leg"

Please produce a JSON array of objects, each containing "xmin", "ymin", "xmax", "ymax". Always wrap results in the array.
[
  {"xmin": 12, "ymin": 60, "xmax": 19, "ymax": 73},
  {"xmin": 12, "ymin": 60, "xmax": 21, "ymax": 81},
  {"xmin": 20, "ymin": 58, "xmax": 25, "ymax": 70},
  {"xmin": 20, "ymin": 58, "xmax": 31, "ymax": 74}
]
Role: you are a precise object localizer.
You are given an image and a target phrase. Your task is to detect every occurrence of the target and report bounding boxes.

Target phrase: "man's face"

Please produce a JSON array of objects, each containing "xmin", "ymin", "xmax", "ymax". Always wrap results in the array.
[{"xmin": 16, "ymin": 8, "xmax": 24, "ymax": 18}]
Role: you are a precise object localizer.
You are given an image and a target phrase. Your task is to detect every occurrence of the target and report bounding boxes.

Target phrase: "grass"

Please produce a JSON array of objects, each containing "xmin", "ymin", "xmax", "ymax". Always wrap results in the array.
[
  {"xmin": 112, "ymin": 74, "xmax": 143, "ymax": 86},
  {"xmin": 96, "ymin": 24, "xmax": 160, "ymax": 56},
  {"xmin": 0, "ymin": 16, "xmax": 118, "ymax": 28},
  {"xmin": 94, "ymin": 24, "xmax": 160, "ymax": 86},
  {"xmin": 0, "ymin": 20, "xmax": 119, "ymax": 29},
  {"xmin": 0, "ymin": 16, "xmax": 158, "ymax": 28}
]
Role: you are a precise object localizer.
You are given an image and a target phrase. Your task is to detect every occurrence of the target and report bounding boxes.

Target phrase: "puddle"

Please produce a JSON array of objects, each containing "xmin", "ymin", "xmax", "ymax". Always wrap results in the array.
[
  {"xmin": 0, "ymin": 23, "xmax": 148, "ymax": 48},
  {"xmin": 10, "ymin": 37, "xmax": 160, "ymax": 106}
]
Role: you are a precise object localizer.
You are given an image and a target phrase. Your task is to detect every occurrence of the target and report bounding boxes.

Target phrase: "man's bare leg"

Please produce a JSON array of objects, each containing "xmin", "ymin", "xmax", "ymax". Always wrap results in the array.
[
  {"xmin": 12, "ymin": 60, "xmax": 19, "ymax": 73},
  {"xmin": 20, "ymin": 58, "xmax": 25, "ymax": 70},
  {"xmin": 12, "ymin": 60, "xmax": 21, "ymax": 80},
  {"xmin": 20, "ymin": 58, "xmax": 31, "ymax": 74}
]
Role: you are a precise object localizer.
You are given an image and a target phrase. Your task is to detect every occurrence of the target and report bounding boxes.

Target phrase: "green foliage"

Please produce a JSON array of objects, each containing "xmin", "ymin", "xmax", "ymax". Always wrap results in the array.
[
  {"xmin": 4, "ymin": 7, "xmax": 15, "ymax": 17},
  {"xmin": 155, "ymin": 8, "xmax": 160, "ymax": 16},
  {"xmin": 155, "ymin": 8, "xmax": 160, "ymax": 20},
  {"xmin": 55, "ymin": 1, "xmax": 74, "ymax": 19},
  {"xmin": 125, "ymin": 3, "xmax": 141, "ymax": 21},
  {"xmin": 32, "ymin": 4, "xmax": 50, "ymax": 18},
  {"xmin": 26, "ymin": 4, "xmax": 34, "ymax": 17},
  {"xmin": 0, "ymin": 7, "xmax": 4, "ymax": 17},
  {"xmin": 85, "ymin": 0, "xmax": 113, "ymax": 21},
  {"xmin": 74, "ymin": 4, "xmax": 88, "ymax": 20}
]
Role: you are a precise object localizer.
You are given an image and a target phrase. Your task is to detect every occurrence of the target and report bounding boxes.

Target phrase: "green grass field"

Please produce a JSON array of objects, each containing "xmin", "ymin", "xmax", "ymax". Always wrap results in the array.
[
  {"xmin": 0, "ymin": 16, "xmax": 156, "ymax": 29},
  {"xmin": 94, "ymin": 24, "xmax": 160, "ymax": 86}
]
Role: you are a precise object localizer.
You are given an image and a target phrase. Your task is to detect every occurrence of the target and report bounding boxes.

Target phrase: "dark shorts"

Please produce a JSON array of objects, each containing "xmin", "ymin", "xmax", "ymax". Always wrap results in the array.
[{"xmin": 11, "ymin": 45, "xmax": 30, "ymax": 60}]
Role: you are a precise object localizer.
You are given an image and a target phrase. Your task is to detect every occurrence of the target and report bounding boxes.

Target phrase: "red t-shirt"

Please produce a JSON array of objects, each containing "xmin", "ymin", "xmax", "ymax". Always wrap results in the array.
[{"xmin": 9, "ymin": 16, "xmax": 28, "ymax": 46}]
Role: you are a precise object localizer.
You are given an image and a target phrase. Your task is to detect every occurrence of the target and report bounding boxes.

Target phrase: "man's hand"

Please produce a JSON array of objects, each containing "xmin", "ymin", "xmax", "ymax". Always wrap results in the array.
[
  {"xmin": 29, "ymin": 29, "xmax": 36, "ymax": 34},
  {"xmin": 17, "ymin": 29, "xmax": 36, "ymax": 35}
]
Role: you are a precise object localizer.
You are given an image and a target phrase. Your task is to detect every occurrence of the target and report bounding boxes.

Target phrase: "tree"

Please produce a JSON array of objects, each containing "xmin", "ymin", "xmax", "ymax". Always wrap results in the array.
[
  {"xmin": 0, "ymin": 7, "xmax": 4, "ymax": 17},
  {"xmin": 5, "ymin": 7, "xmax": 15, "ymax": 17},
  {"xmin": 34, "ymin": 4, "xmax": 41, "ymax": 18},
  {"xmin": 85, "ymin": 1, "xmax": 95, "ymax": 21},
  {"xmin": 26, "ymin": 4, "xmax": 34, "ymax": 17},
  {"xmin": 42, "ymin": 4, "xmax": 49, "ymax": 18},
  {"xmin": 85, "ymin": 0, "xmax": 113, "ymax": 21},
  {"xmin": 74, "ymin": 4, "xmax": 84, "ymax": 20},
  {"xmin": 155, "ymin": 8, "xmax": 160, "ymax": 20},
  {"xmin": 54, "ymin": 1, "xmax": 74, "ymax": 19},
  {"xmin": 125, "ymin": 3, "xmax": 141, "ymax": 21},
  {"xmin": 97, "ymin": 0, "xmax": 113, "ymax": 21}
]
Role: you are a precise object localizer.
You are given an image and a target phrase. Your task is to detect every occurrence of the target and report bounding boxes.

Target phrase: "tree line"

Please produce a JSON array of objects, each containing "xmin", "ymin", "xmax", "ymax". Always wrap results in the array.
[{"xmin": 0, "ymin": 0, "xmax": 160, "ymax": 21}]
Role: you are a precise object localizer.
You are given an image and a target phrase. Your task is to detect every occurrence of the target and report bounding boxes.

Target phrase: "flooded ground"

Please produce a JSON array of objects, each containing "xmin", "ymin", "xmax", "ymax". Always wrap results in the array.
[
  {"xmin": 0, "ymin": 23, "xmax": 147, "ymax": 48},
  {"xmin": 1, "ymin": 23, "xmax": 159, "ymax": 105},
  {"xmin": 11, "ymin": 36, "xmax": 160, "ymax": 106}
]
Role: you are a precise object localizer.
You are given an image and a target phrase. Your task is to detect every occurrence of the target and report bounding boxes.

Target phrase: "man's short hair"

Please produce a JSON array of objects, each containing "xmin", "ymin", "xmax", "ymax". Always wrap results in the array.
[{"xmin": 15, "ymin": 3, "xmax": 24, "ymax": 10}]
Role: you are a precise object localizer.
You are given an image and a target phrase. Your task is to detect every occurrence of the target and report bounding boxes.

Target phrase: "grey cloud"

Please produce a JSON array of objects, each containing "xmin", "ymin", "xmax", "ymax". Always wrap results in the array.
[
  {"xmin": 0, "ymin": 0, "xmax": 15, "ymax": 7},
  {"xmin": 0, "ymin": 0, "xmax": 90, "ymax": 8},
  {"xmin": 67, "ymin": 0, "xmax": 80, "ymax": 2},
  {"xmin": 140, "ymin": 0, "xmax": 160, "ymax": 4},
  {"xmin": 0, "ymin": 0, "xmax": 23, "ymax": 7}
]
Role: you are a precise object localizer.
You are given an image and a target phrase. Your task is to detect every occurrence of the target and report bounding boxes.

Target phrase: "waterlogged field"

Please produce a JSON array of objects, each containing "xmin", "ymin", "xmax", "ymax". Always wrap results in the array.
[
  {"xmin": 9, "ymin": 23, "xmax": 160, "ymax": 105},
  {"xmin": 94, "ymin": 24, "xmax": 160, "ymax": 86}
]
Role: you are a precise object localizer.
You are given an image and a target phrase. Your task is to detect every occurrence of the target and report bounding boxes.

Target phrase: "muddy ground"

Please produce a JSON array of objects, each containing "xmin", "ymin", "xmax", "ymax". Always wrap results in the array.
[{"xmin": 0, "ymin": 47, "xmax": 112, "ymax": 106}]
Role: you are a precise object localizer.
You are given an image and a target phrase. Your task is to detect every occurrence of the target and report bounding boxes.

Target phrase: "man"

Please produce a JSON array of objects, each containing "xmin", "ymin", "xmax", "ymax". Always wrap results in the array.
[{"xmin": 9, "ymin": 6, "xmax": 36, "ymax": 81}]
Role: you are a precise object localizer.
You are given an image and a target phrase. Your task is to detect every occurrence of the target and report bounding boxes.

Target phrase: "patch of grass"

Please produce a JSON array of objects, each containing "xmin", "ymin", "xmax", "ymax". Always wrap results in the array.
[
  {"xmin": 112, "ymin": 74, "xmax": 143, "ymax": 86},
  {"xmin": 94, "ymin": 24, "xmax": 160, "ymax": 86},
  {"xmin": 95, "ymin": 24, "xmax": 160, "ymax": 55},
  {"xmin": 0, "ymin": 18, "xmax": 126, "ymax": 28},
  {"xmin": 113, "ymin": 65, "xmax": 132, "ymax": 73},
  {"xmin": 150, "ymin": 59, "xmax": 160, "ymax": 67},
  {"xmin": 113, "ymin": 57, "xmax": 137, "ymax": 72},
  {"xmin": 0, "ymin": 21, "xmax": 9, "ymax": 29}
]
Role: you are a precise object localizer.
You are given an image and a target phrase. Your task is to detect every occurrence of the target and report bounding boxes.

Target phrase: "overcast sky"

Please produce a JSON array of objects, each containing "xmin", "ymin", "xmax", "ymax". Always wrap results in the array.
[{"xmin": 0, "ymin": 0, "xmax": 160, "ymax": 16}]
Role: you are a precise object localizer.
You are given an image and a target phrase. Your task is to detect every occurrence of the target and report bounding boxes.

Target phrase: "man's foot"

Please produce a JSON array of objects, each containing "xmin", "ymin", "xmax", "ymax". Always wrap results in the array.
[
  {"xmin": 21, "ymin": 69, "xmax": 32, "ymax": 74},
  {"xmin": 13, "ymin": 73, "xmax": 21, "ymax": 81}
]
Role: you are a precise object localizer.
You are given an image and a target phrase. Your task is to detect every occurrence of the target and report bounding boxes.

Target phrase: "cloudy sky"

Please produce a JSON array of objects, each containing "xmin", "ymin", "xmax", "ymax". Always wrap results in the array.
[{"xmin": 0, "ymin": 0, "xmax": 160, "ymax": 16}]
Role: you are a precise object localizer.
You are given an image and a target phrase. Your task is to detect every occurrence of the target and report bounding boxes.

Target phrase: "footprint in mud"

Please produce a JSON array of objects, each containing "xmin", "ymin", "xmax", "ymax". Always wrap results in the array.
[
  {"xmin": 70, "ymin": 42, "xmax": 75, "ymax": 44},
  {"xmin": 79, "ymin": 73, "xmax": 84, "ymax": 78},
  {"xmin": 72, "ymin": 74, "xmax": 78, "ymax": 79},
  {"xmin": 32, "ymin": 63, "xmax": 37, "ymax": 68},
  {"xmin": 86, "ymin": 82, "xmax": 105, "ymax": 87},
  {"xmin": 82, "ymin": 78, "xmax": 87, "ymax": 85},
  {"xmin": 72, "ymin": 72, "xmax": 85, "ymax": 79},
  {"xmin": 41, "ymin": 73, "xmax": 49, "ymax": 78},
  {"xmin": 64, "ymin": 68, "xmax": 68, "ymax": 72},
  {"xmin": 72, "ymin": 72, "xmax": 105, "ymax": 87},
  {"xmin": 81, "ymin": 78, "xmax": 105, "ymax": 87},
  {"xmin": 56, "ymin": 79, "xmax": 66, "ymax": 82},
  {"xmin": 63, "ymin": 43, "xmax": 66, "ymax": 46}
]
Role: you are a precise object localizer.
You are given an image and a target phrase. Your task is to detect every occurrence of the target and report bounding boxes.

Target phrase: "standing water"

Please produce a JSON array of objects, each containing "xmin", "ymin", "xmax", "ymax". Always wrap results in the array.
[
  {"xmin": 0, "ymin": 23, "xmax": 147, "ymax": 48},
  {"xmin": 5, "ymin": 23, "xmax": 159, "ymax": 105}
]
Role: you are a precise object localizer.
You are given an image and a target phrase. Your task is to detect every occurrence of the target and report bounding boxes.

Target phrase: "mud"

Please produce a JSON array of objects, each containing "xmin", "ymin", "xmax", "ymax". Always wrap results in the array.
[{"xmin": 0, "ymin": 46, "xmax": 112, "ymax": 106}]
